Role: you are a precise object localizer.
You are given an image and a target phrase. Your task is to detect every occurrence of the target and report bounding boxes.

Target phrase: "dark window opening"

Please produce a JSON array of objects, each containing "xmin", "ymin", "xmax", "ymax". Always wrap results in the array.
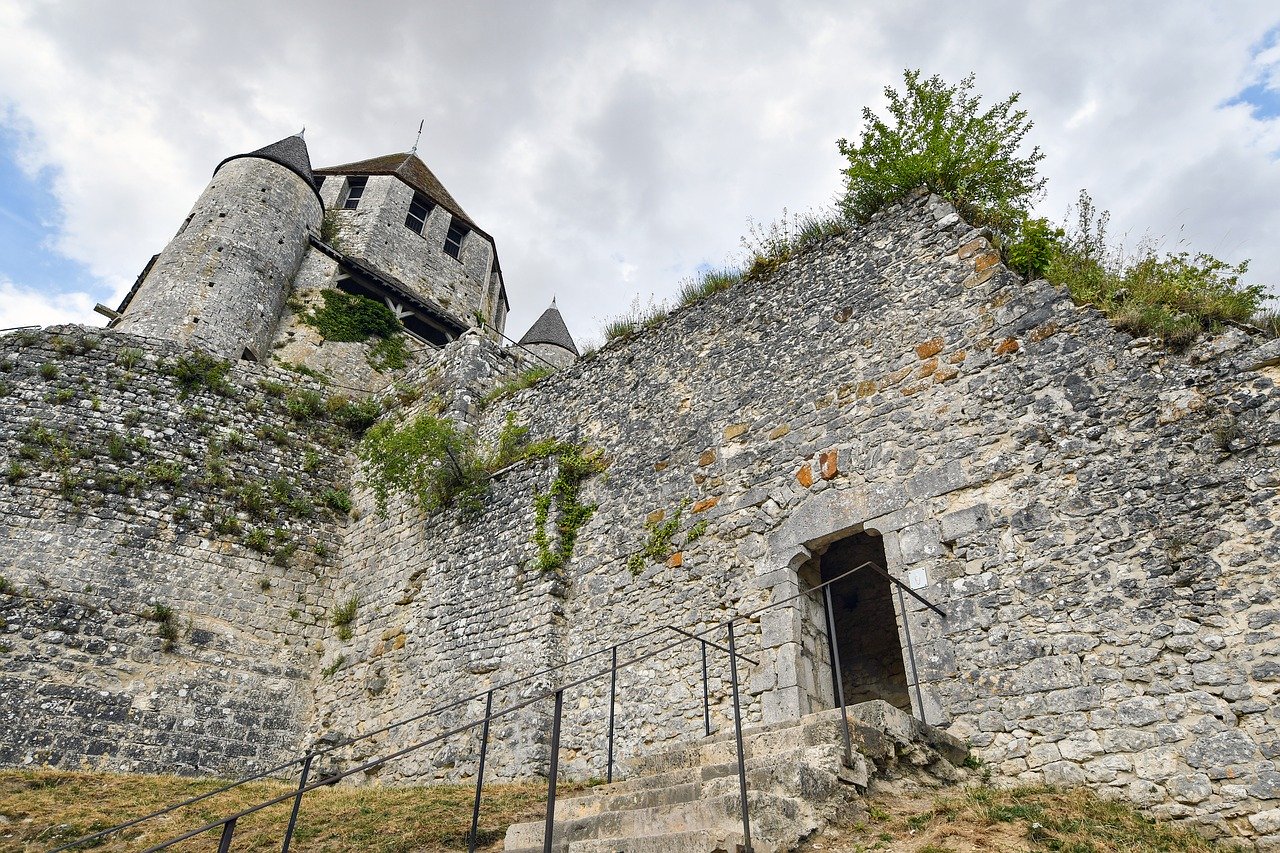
[
  {"xmin": 315, "ymin": 175, "xmax": 326, "ymax": 190},
  {"xmin": 241, "ymin": 347, "xmax": 258, "ymax": 362},
  {"xmin": 818, "ymin": 532, "xmax": 911, "ymax": 712},
  {"xmin": 443, "ymin": 218, "xmax": 468, "ymax": 259},
  {"xmin": 340, "ymin": 176, "xmax": 368, "ymax": 210},
  {"xmin": 405, "ymin": 193, "xmax": 434, "ymax": 235}
]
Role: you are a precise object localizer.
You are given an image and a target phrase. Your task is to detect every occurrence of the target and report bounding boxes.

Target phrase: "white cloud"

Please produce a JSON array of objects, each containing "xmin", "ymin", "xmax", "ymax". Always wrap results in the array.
[
  {"xmin": 0, "ymin": 0, "xmax": 1277, "ymax": 343},
  {"xmin": 0, "ymin": 278, "xmax": 103, "ymax": 330}
]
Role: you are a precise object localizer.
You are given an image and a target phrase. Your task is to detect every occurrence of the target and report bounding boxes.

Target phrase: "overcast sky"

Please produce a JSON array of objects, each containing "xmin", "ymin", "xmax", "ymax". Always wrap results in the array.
[{"xmin": 0, "ymin": 2, "xmax": 1277, "ymax": 346}]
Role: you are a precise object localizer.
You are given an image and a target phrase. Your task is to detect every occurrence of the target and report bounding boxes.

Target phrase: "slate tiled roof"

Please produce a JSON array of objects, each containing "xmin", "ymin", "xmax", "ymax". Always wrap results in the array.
[
  {"xmin": 314, "ymin": 152, "xmax": 478, "ymax": 231},
  {"xmin": 215, "ymin": 134, "xmax": 320, "ymax": 196},
  {"xmin": 518, "ymin": 299, "xmax": 579, "ymax": 356}
]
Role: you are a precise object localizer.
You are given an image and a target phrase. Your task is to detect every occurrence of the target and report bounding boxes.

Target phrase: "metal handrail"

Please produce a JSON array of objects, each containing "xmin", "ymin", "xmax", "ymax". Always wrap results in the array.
[{"xmin": 53, "ymin": 559, "xmax": 945, "ymax": 853}]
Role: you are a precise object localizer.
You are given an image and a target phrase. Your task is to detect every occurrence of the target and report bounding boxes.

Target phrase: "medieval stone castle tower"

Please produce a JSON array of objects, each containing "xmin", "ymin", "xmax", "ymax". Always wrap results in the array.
[{"xmin": 1, "ymin": 131, "xmax": 1278, "ymax": 848}]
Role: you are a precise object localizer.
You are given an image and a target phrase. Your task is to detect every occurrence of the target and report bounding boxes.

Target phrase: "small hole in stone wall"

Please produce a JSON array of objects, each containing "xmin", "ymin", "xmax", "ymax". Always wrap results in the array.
[
  {"xmin": 208, "ymin": 282, "xmax": 215, "ymax": 288},
  {"xmin": 192, "ymin": 317, "xmax": 200, "ymax": 324}
]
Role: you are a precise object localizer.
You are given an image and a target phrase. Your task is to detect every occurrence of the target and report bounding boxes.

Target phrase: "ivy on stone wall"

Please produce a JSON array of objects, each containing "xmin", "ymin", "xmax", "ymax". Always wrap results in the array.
[
  {"xmin": 531, "ymin": 446, "xmax": 606, "ymax": 573},
  {"xmin": 305, "ymin": 290, "xmax": 401, "ymax": 343}
]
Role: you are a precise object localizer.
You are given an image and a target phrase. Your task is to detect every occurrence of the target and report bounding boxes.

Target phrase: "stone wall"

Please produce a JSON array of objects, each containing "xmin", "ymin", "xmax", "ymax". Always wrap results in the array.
[
  {"xmin": 432, "ymin": 188, "xmax": 1274, "ymax": 843},
  {"xmin": 320, "ymin": 174, "xmax": 501, "ymax": 333},
  {"xmin": 0, "ymin": 328, "xmax": 351, "ymax": 775},
  {"xmin": 5, "ymin": 184, "xmax": 1280, "ymax": 845}
]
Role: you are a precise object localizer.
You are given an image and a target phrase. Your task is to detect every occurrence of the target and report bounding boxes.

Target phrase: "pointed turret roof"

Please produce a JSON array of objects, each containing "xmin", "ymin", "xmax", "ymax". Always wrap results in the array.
[
  {"xmin": 518, "ymin": 298, "xmax": 579, "ymax": 356},
  {"xmin": 314, "ymin": 152, "xmax": 478, "ymax": 231},
  {"xmin": 215, "ymin": 133, "xmax": 320, "ymax": 197}
]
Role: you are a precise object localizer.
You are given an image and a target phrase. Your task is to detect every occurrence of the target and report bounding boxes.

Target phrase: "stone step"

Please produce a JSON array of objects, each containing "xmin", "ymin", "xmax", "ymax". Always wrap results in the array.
[
  {"xmin": 553, "ymin": 744, "xmax": 864, "ymax": 822},
  {"xmin": 626, "ymin": 711, "xmax": 848, "ymax": 776},
  {"xmin": 503, "ymin": 791, "xmax": 808, "ymax": 849},
  {"xmin": 567, "ymin": 829, "xmax": 779, "ymax": 853}
]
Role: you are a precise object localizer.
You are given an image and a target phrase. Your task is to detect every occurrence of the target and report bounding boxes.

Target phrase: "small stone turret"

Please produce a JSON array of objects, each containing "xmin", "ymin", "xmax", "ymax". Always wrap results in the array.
[
  {"xmin": 115, "ymin": 133, "xmax": 324, "ymax": 360},
  {"xmin": 517, "ymin": 298, "xmax": 578, "ymax": 369}
]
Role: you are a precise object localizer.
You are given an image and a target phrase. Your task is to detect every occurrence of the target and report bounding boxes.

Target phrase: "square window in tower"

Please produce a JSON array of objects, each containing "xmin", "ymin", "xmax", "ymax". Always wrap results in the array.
[
  {"xmin": 405, "ymin": 193, "xmax": 434, "ymax": 235},
  {"xmin": 444, "ymin": 218, "xmax": 468, "ymax": 259},
  {"xmin": 340, "ymin": 176, "xmax": 368, "ymax": 210}
]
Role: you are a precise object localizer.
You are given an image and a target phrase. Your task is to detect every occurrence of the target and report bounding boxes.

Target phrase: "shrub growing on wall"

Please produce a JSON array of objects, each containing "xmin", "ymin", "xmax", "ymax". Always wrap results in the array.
[
  {"xmin": 307, "ymin": 290, "xmax": 402, "ymax": 343},
  {"xmin": 837, "ymin": 69, "xmax": 1045, "ymax": 233}
]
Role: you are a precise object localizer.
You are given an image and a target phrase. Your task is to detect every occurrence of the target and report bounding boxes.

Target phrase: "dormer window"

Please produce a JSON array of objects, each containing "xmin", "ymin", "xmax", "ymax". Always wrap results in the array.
[
  {"xmin": 405, "ymin": 192, "xmax": 434, "ymax": 235},
  {"xmin": 340, "ymin": 176, "xmax": 368, "ymax": 210},
  {"xmin": 444, "ymin": 218, "xmax": 468, "ymax": 260}
]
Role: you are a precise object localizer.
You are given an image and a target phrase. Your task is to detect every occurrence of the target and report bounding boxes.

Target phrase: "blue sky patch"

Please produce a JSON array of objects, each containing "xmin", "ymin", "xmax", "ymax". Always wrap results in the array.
[
  {"xmin": 0, "ymin": 127, "xmax": 102, "ymax": 299},
  {"xmin": 1225, "ymin": 24, "xmax": 1280, "ymax": 121}
]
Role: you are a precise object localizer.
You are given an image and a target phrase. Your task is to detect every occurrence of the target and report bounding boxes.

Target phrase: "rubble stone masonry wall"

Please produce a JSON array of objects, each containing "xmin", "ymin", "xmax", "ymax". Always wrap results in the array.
[
  {"xmin": 0, "ymin": 329, "xmax": 350, "ymax": 776},
  {"xmin": 3, "ymin": 189, "xmax": 1279, "ymax": 845}
]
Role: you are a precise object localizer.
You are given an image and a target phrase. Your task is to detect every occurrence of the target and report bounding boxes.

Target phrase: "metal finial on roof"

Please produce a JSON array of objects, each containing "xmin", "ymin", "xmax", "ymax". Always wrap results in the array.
[
  {"xmin": 297, "ymin": 127, "xmax": 306, "ymax": 139},
  {"xmin": 409, "ymin": 119, "xmax": 424, "ymax": 155}
]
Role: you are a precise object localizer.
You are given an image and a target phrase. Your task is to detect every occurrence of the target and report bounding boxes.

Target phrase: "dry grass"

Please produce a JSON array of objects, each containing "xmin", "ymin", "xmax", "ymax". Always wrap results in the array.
[
  {"xmin": 804, "ymin": 784, "xmax": 1218, "ymax": 852},
  {"xmin": 0, "ymin": 769, "xmax": 590, "ymax": 852}
]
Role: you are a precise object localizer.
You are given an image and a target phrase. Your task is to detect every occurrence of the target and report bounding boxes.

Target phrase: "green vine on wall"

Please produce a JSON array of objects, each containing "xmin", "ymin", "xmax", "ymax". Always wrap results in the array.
[{"xmin": 531, "ymin": 445, "xmax": 606, "ymax": 573}]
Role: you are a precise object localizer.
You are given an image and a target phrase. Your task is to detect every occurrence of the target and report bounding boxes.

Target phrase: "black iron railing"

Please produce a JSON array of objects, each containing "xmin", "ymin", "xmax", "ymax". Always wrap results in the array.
[{"xmin": 52, "ymin": 560, "xmax": 944, "ymax": 853}]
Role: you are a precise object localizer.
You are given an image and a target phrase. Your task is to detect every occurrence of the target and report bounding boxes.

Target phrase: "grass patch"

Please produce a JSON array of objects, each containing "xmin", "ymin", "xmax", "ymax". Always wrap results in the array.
[
  {"xmin": 331, "ymin": 594, "xmax": 359, "ymax": 641},
  {"xmin": 482, "ymin": 367, "xmax": 554, "ymax": 407},
  {"xmin": 169, "ymin": 352, "xmax": 234, "ymax": 398},
  {"xmin": 1009, "ymin": 191, "xmax": 1273, "ymax": 350},
  {"xmin": 826, "ymin": 784, "xmax": 1216, "ymax": 852},
  {"xmin": 0, "ymin": 768, "xmax": 591, "ymax": 852}
]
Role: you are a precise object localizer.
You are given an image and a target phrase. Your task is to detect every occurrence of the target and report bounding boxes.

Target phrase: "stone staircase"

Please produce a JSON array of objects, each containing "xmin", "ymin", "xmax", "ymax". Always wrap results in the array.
[{"xmin": 503, "ymin": 700, "xmax": 969, "ymax": 852}]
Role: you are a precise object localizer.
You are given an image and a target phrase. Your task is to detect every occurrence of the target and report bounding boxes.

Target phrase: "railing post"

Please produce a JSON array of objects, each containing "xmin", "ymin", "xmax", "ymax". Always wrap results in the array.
[
  {"xmin": 727, "ymin": 622, "xmax": 753, "ymax": 853},
  {"xmin": 468, "ymin": 690, "xmax": 494, "ymax": 853},
  {"xmin": 607, "ymin": 645, "xmax": 617, "ymax": 783},
  {"xmin": 822, "ymin": 586, "xmax": 854, "ymax": 767},
  {"xmin": 896, "ymin": 584, "xmax": 926, "ymax": 720},
  {"xmin": 700, "ymin": 638, "xmax": 711, "ymax": 737},
  {"xmin": 543, "ymin": 689, "xmax": 564, "ymax": 853},
  {"xmin": 280, "ymin": 753, "xmax": 312, "ymax": 853},
  {"xmin": 218, "ymin": 818, "xmax": 237, "ymax": 853}
]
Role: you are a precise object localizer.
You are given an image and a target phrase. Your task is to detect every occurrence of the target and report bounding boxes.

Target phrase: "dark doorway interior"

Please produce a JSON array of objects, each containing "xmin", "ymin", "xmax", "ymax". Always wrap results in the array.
[{"xmin": 819, "ymin": 532, "xmax": 911, "ymax": 712}]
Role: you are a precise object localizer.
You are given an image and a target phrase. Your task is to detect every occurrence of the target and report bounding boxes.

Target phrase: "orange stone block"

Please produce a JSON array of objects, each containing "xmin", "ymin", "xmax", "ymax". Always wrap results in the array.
[
  {"xmin": 768, "ymin": 424, "xmax": 791, "ymax": 440},
  {"xmin": 692, "ymin": 497, "xmax": 720, "ymax": 513},
  {"xmin": 697, "ymin": 449, "xmax": 716, "ymax": 467},
  {"xmin": 975, "ymin": 252, "xmax": 1002, "ymax": 273},
  {"xmin": 934, "ymin": 366, "xmax": 960, "ymax": 383},
  {"xmin": 994, "ymin": 337, "xmax": 1021, "ymax": 355},
  {"xmin": 796, "ymin": 463, "xmax": 815, "ymax": 488},
  {"xmin": 723, "ymin": 422, "xmax": 749, "ymax": 441},
  {"xmin": 1028, "ymin": 321, "xmax": 1060, "ymax": 343},
  {"xmin": 947, "ymin": 350, "xmax": 968, "ymax": 364},
  {"xmin": 918, "ymin": 358, "xmax": 938, "ymax": 377},
  {"xmin": 646, "ymin": 509, "xmax": 665, "ymax": 525},
  {"xmin": 819, "ymin": 450, "xmax": 838, "ymax": 480},
  {"xmin": 393, "ymin": 634, "xmax": 406, "ymax": 650},
  {"xmin": 915, "ymin": 337, "xmax": 944, "ymax": 359},
  {"xmin": 666, "ymin": 552, "xmax": 683, "ymax": 568},
  {"xmin": 856, "ymin": 380, "xmax": 877, "ymax": 398},
  {"xmin": 654, "ymin": 459, "xmax": 670, "ymax": 472},
  {"xmin": 901, "ymin": 381, "xmax": 930, "ymax": 396}
]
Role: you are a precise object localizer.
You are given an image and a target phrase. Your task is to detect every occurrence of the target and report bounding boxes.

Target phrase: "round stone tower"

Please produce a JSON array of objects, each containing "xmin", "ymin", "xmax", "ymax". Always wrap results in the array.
[{"xmin": 115, "ymin": 133, "xmax": 324, "ymax": 361}]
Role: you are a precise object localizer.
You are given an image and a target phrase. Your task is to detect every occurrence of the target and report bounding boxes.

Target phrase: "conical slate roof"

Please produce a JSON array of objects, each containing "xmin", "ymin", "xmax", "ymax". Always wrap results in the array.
[
  {"xmin": 518, "ymin": 299, "xmax": 579, "ymax": 356},
  {"xmin": 215, "ymin": 133, "xmax": 320, "ymax": 195},
  {"xmin": 314, "ymin": 152, "xmax": 477, "ymax": 231}
]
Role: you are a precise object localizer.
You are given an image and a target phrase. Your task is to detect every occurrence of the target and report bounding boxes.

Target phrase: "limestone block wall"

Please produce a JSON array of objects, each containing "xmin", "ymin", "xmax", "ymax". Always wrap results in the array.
[
  {"xmin": 441, "ymin": 189, "xmax": 1277, "ymax": 843},
  {"xmin": 320, "ymin": 175, "xmax": 499, "ymax": 331},
  {"xmin": 116, "ymin": 158, "xmax": 322, "ymax": 361},
  {"xmin": 0, "ymin": 328, "xmax": 351, "ymax": 776}
]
